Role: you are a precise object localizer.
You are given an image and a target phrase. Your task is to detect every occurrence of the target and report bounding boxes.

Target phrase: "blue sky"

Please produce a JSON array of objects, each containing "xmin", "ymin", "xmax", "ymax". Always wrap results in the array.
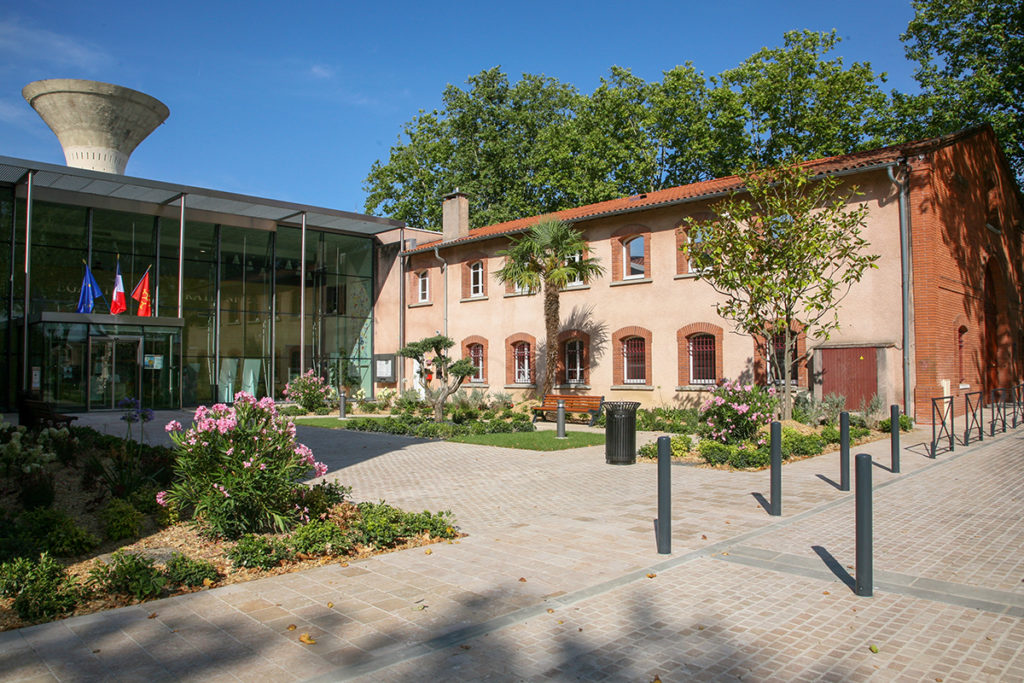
[{"xmin": 1, "ymin": 1, "xmax": 918, "ymax": 223}]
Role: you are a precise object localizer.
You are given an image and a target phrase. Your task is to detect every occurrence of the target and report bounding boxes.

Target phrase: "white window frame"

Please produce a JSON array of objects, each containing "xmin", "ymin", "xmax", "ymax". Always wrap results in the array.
[
  {"xmin": 469, "ymin": 343, "xmax": 484, "ymax": 382},
  {"xmin": 565, "ymin": 339, "xmax": 584, "ymax": 384},
  {"xmin": 514, "ymin": 342, "xmax": 531, "ymax": 384},
  {"xmin": 686, "ymin": 233, "xmax": 708, "ymax": 275},
  {"xmin": 623, "ymin": 236, "xmax": 645, "ymax": 279},
  {"xmin": 417, "ymin": 271, "xmax": 429, "ymax": 303},
  {"xmin": 688, "ymin": 334, "xmax": 716, "ymax": 385},
  {"xmin": 470, "ymin": 262, "xmax": 484, "ymax": 297},
  {"xmin": 566, "ymin": 251, "xmax": 583, "ymax": 287},
  {"xmin": 623, "ymin": 337, "xmax": 646, "ymax": 384}
]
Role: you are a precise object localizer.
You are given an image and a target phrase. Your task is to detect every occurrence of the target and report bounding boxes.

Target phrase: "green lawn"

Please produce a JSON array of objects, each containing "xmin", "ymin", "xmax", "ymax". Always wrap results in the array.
[{"xmin": 449, "ymin": 430, "xmax": 605, "ymax": 450}]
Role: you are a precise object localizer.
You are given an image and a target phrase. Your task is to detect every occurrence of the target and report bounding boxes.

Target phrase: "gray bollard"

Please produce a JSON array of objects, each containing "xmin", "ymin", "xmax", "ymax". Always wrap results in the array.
[
  {"xmin": 556, "ymin": 399, "xmax": 567, "ymax": 439},
  {"xmin": 855, "ymin": 453, "xmax": 873, "ymax": 597},
  {"xmin": 657, "ymin": 436, "xmax": 671, "ymax": 554},
  {"xmin": 770, "ymin": 421, "xmax": 782, "ymax": 516},
  {"xmin": 338, "ymin": 391, "xmax": 347, "ymax": 419},
  {"xmin": 840, "ymin": 411, "xmax": 850, "ymax": 491},
  {"xmin": 890, "ymin": 404, "xmax": 901, "ymax": 473}
]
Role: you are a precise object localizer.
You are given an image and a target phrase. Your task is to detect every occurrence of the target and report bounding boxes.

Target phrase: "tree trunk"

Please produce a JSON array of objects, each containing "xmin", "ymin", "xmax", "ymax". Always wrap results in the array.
[
  {"xmin": 542, "ymin": 278, "xmax": 560, "ymax": 396},
  {"xmin": 782, "ymin": 327, "xmax": 793, "ymax": 421}
]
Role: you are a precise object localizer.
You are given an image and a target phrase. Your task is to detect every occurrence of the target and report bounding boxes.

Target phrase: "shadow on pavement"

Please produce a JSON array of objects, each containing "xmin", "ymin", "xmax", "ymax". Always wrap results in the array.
[{"xmin": 812, "ymin": 545, "xmax": 855, "ymax": 592}]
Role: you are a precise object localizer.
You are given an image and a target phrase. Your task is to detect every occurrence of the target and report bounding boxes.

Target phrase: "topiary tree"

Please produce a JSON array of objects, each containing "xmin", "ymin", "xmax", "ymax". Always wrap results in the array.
[{"xmin": 398, "ymin": 335, "xmax": 476, "ymax": 422}]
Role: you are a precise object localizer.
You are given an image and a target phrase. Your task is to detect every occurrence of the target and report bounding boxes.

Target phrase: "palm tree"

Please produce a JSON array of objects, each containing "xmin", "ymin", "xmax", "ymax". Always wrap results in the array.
[{"xmin": 496, "ymin": 219, "xmax": 604, "ymax": 396}]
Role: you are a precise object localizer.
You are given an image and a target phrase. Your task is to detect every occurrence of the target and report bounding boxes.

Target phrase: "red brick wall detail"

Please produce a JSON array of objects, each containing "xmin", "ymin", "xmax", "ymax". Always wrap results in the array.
[
  {"xmin": 611, "ymin": 326, "xmax": 653, "ymax": 385},
  {"xmin": 462, "ymin": 335, "xmax": 488, "ymax": 383},
  {"xmin": 505, "ymin": 333, "xmax": 537, "ymax": 385},
  {"xmin": 676, "ymin": 322, "xmax": 724, "ymax": 385},
  {"xmin": 556, "ymin": 329, "xmax": 591, "ymax": 386},
  {"xmin": 610, "ymin": 224, "xmax": 652, "ymax": 281}
]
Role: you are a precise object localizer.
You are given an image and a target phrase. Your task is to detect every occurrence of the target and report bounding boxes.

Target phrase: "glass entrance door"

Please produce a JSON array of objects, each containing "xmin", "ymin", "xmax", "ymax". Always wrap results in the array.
[{"xmin": 89, "ymin": 337, "xmax": 142, "ymax": 410}]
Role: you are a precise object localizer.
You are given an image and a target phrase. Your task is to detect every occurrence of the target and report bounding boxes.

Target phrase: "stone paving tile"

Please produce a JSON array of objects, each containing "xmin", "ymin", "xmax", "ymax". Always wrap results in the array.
[{"xmin": 2, "ymin": 421, "xmax": 1021, "ymax": 681}]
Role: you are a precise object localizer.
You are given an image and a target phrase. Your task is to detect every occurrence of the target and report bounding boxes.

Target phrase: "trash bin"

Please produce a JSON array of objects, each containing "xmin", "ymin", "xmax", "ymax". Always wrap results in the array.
[{"xmin": 604, "ymin": 401, "xmax": 641, "ymax": 465}]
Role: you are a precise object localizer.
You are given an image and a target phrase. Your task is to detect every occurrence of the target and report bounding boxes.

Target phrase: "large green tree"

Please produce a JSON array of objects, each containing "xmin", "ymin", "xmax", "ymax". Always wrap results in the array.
[
  {"xmin": 365, "ymin": 32, "xmax": 901, "ymax": 231},
  {"xmin": 899, "ymin": 0, "xmax": 1024, "ymax": 177},
  {"xmin": 495, "ymin": 220, "xmax": 604, "ymax": 397},
  {"xmin": 682, "ymin": 163, "xmax": 879, "ymax": 419},
  {"xmin": 717, "ymin": 29, "xmax": 894, "ymax": 166}
]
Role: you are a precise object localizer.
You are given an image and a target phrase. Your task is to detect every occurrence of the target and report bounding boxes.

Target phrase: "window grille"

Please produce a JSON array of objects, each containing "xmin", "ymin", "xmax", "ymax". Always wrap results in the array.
[
  {"xmin": 623, "ymin": 337, "xmax": 645, "ymax": 383},
  {"xmin": 689, "ymin": 334, "xmax": 716, "ymax": 384}
]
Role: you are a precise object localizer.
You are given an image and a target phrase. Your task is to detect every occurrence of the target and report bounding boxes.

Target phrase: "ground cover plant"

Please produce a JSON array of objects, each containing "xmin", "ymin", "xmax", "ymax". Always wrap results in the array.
[
  {"xmin": 0, "ymin": 395, "xmax": 461, "ymax": 631},
  {"xmin": 300, "ymin": 412, "xmax": 536, "ymax": 438}
]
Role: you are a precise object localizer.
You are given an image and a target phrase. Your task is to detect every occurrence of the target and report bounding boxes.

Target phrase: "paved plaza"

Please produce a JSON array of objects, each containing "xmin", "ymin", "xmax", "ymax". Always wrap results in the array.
[{"xmin": 1, "ymin": 413, "xmax": 1023, "ymax": 681}]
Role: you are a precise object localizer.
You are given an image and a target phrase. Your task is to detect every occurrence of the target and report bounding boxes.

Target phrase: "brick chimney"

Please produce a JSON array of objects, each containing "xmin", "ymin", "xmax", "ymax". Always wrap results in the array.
[{"xmin": 442, "ymin": 189, "xmax": 470, "ymax": 242}]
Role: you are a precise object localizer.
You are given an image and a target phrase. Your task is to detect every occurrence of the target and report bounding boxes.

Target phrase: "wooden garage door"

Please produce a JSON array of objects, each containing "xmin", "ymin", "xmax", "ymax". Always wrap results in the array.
[{"xmin": 821, "ymin": 347, "xmax": 878, "ymax": 409}]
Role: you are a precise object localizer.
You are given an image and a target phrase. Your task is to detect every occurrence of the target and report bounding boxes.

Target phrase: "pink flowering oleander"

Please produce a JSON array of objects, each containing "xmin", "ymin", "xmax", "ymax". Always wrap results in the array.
[
  {"xmin": 165, "ymin": 420, "xmax": 182, "ymax": 432},
  {"xmin": 155, "ymin": 490, "xmax": 168, "ymax": 507},
  {"xmin": 313, "ymin": 461, "xmax": 328, "ymax": 477}
]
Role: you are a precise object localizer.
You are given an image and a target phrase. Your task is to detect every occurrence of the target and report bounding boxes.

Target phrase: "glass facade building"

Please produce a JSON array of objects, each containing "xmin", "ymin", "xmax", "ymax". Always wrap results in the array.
[{"xmin": 0, "ymin": 156, "xmax": 401, "ymax": 411}]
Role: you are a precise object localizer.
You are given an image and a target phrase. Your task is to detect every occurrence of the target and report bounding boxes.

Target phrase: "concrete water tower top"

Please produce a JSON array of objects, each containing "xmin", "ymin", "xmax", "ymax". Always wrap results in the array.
[{"xmin": 22, "ymin": 78, "xmax": 169, "ymax": 175}]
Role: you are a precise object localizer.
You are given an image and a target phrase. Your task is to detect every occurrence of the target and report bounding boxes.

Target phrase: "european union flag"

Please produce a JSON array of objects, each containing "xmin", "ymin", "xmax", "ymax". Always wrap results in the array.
[{"xmin": 75, "ymin": 264, "xmax": 103, "ymax": 313}]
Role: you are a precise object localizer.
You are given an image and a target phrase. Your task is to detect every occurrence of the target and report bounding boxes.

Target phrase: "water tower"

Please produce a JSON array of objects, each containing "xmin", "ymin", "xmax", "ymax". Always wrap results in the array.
[{"xmin": 22, "ymin": 79, "xmax": 169, "ymax": 175}]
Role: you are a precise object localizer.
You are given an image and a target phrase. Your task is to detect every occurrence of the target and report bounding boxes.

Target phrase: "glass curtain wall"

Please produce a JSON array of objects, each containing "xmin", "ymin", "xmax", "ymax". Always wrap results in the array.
[
  {"xmin": 0, "ymin": 189, "xmax": 376, "ymax": 410},
  {"xmin": 219, "ymin": 226, "xmax": 273, "ymax": 402}
]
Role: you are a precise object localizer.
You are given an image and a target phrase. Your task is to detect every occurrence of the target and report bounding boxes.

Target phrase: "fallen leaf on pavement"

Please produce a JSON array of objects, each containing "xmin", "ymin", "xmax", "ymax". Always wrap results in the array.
[
  {"xmin": 148, "ymin": 613, "xmax": 157, "ymax": 619},
  {"xmin": 327, "ymin": 602, "xmax": 334, "ymax": 608},
  {"xmin": 460, "ymin": 645, "xmax": 471, "ymax": 650},
  {"xmin": 299, "ymin": 633, "xmax": 317, "ymax": 645},
  {"xmin": 424, "ymin": 548, "xmax": 432, "ymax": 555},
  {"xmin": 518, "ymin": 577, "xmax": 527, "ymax": 582},
  {"xmin": 287, "ymin": 624, "xmax": 296, "ymax": 631},
  {"xmin": 646, "ymin": 573, "xmax": 657, "ymax": 579},
  {"xmin": 547, "ymin": 608, "xmax": 554, "ymax": 613},
  {"xmin": 869, "ymin": 644, "xmax": 879, "ymax": 653},
  {"xmin": 701, "ymin": 534, "xmax": 707, "ymax": 540}
]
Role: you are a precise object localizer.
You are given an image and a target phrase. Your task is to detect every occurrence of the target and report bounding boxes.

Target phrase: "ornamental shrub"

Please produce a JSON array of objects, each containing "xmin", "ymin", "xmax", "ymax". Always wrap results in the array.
[
  {"xmin": 290, "ymin": 520, "xmax": 351, "ymax": 556},
  {"xmin": 283, "ymin": 370, "xmax": 335, "ymax": 412},
  {"xmin": 163, "ymin": 393, "xmax": 330, "ymax": 539},
  {"xmin": 101, "ymin": 498, "xmax": 144, "ymax": 541},
  {"xmin": 780, "ymin": 428, "xmax": 825, "ymax": 458},
  {"xmin": 697, "ymin": 381, "xmax": 778, "ymax": 445},
  {"xmin": 227, "ymin": 533, "xmax": 292, "ymax": 570},
  {"xmin": 878, "ymin": 414, "xmax": 914, "ymax": 432},
  {"xmin": 697, "ymin": 439, "xmax": 736, "ymax": 465},
  {"xmin": 88, "ymin": 550, "xmax": 166, "ymax": 600},
  {"xmin": 16, "ymin": 508, "xmax": 98, "ymax": 558},
  {"xmin": 728, "ymin": 443, "xmax": 770, "ymax": 469},
  {"xmin": 638, "ymin": 435, "xmax": 692, "ymax": 459},
  {"xmin": 0, "ymin": 552, "xmax": 82, "ymax": 621},
  {"xmin": 163, "ymin": 553, "xmax": 220, "ymax": 587}
]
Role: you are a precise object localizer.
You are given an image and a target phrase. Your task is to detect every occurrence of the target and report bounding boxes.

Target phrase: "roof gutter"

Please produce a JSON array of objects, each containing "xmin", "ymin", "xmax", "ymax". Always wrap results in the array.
[{"xmin": 403, "ymin": 160, "xmax": 903, "ymax": 257}]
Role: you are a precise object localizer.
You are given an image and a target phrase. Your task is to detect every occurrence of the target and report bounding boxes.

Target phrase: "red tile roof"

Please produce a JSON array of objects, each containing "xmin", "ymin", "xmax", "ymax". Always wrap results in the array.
[{"xmin": 403, "ymin": 126, "xmax": 986, "ymax": 255}]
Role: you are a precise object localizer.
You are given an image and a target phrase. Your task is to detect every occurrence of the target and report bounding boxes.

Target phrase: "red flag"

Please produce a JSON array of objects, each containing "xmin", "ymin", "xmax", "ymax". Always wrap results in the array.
[
  {"xmin": 110, "ymin": 259, "xmax": 127, "ymax": 315},
  {"xmin": 131, "ymin": 269, "xmax": 152, "ymax": 317}
]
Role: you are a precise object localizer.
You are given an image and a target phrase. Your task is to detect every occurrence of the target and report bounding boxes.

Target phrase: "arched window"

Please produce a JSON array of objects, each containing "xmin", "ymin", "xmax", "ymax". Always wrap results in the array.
[
  {"xmin": 623, "ymin": 337, "xmax": 646, "ymax": 383},
  {"xmin": 468, "ymin": 343, "xmax": 484, "ymax": 382},
  {"xmin": 565, "ymin": 339, "xmax": 584, "ymax": 384},
  {"xmin": 469, "ymin": 261, "xmax": 484, "ymax": 297},
  {"xmin": 689, "ymin": 334, "xmax": 716, "ymax": 384},
  {"xmin": 513, "ymin": 342, "xmax": 531, "ymax": 384},
  {"xmin": 623, "ymin": 236, "xmax": 645, "ymax": 279},
  {"xmin": 417, "ymin": 271, "xmax": 429, "ymax": 303}
]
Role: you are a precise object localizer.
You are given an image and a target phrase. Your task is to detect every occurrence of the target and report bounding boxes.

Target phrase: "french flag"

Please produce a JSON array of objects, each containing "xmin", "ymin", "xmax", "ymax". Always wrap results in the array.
[{"xmin": 110, "ymin": 260, "xmax": 127, "ymax": 315}]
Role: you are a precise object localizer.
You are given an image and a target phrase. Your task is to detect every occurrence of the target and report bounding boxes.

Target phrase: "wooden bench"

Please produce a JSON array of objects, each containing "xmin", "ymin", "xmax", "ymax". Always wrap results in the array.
[
  {"xmin": 19, "ymin": 398, "xmax": 78, "ymax": 430},
  {"xmin": 532, "ymin": 394, "xmax": 604, "ymax": 426}
]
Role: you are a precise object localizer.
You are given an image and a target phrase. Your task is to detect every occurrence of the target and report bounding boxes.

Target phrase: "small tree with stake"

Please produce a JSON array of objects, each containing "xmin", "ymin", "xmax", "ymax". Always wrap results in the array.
[
  {"xmin": 398, "ymin": 335, "xmax": 476, "ymax": 422},
  {"xmin": 682, "ymin": 162, "xmax": 879, "ymax": 420}
]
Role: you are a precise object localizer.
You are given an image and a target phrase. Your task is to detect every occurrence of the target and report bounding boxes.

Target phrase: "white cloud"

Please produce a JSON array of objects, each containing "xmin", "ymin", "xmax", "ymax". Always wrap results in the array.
[
  {"xmin": 0, "ymin": 17, "xmax": 113, "ymax": 72},
  {"xmin": 310, "ymin": 64, "xmax": 334, "ymax": 79}
]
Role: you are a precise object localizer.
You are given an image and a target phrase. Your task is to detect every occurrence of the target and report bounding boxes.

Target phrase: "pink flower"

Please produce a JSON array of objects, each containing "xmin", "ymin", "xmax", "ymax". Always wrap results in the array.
[
  {"xmin": 313, "ymin": 461, "xmax": 328, "ymax": 477},
  {"xmin": 156, "ymin": 491, "xmax": 168, "ymax": 507},
  {"xmin": 213, "ymin": 483, "xmax": 230, "ymax": 498},
  {"xmin": 165, "ymin": 420, "xmax": 183, "ymax": 432},
  {"xmin": 259, "ymin": 463, "xmax": 267, "ymax": 470}
]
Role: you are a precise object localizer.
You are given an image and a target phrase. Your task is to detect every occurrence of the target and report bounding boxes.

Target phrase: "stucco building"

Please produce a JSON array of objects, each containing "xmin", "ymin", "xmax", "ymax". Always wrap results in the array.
[{"xmin": 375, "ymin": 126, "xmax": 1024, "ymax": 422}]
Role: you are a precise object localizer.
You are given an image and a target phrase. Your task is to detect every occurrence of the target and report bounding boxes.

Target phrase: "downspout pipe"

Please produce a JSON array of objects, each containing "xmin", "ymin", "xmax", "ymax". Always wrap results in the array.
[
  {"xmin": 398, "ymin": 227, "xmax": 405, "ymax": 390},
  {"xmin": 888, "ymin": 161, "xmax": 913, "ymax": 415},
  {"xmin": 432, "ymin": 245, "xmax": 448, "ymax": 337}
]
